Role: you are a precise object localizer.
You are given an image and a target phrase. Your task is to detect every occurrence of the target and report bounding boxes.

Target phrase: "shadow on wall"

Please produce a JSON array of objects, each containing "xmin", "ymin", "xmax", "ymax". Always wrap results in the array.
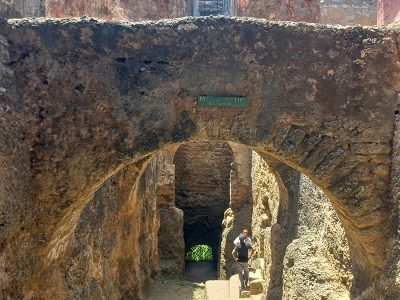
[{"xmin": 173, "ymin": 141, "xmax": 234, "ymax": 273}]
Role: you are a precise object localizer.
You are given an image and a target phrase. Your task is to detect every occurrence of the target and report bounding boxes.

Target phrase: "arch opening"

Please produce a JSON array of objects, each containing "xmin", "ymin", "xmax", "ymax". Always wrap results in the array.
[{"xmin": 3, "ymin": 17, "xmax": 398, "ymax": 299}]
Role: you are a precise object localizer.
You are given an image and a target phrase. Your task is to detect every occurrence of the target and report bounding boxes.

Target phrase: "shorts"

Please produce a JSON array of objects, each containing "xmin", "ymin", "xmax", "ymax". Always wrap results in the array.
[{"xmin": 236, "ymin": 261, "xmax": 249, "ymax": 273}]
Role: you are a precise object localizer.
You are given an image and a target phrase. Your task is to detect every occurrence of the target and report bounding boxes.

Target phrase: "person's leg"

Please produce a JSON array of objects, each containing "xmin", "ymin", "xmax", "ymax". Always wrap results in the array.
[
  {"xmin": 243, "ymin": 263, "xmax": 249, "ymax": 287},
  {"xmin": 237, "ymin": 263, "xmax": 245, "ymax": 289}
]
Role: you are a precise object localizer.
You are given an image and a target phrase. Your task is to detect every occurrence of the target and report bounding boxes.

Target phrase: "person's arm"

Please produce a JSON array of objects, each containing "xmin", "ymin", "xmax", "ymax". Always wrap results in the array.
[
  {"xmin": 232, "ymin": 248, "xmax": 238, "ymax": 261},
  {"xmin": 248, "ymin": 247, "xmax": 253, "ymax": 260}
]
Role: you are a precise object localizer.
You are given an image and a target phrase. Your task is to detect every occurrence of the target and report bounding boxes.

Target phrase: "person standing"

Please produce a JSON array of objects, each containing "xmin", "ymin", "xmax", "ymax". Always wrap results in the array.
[
  {"xmin": 232, "ymin": 234, "xmax": 253, "ymax": 291},
  {"xmin": 233, "ymin": 228, "xmax": 252, "ymax": 246}
]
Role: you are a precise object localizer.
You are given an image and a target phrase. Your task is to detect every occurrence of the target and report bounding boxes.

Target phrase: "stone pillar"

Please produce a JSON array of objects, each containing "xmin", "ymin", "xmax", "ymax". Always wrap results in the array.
[
  {"xmin": 156, "ymin": 148, "xmax": 178, "ymax": 208},
  {"xmin": 155, "ymin": 147, "xmax": 185, "ymax": 275},
  {"xmin": 378, "ymin": 0, "xmax": 400, "ymax": 25},
  {"xmin": 219, "ymin": 142, "xmax": 252, "ymax": 278},
  {"xmin": 158, "ymin": 207, "xmax": 185, "ymax": 275},
  {"xmin": 228, "ymin": 142, "xmax": 252, "ymax": 213}
]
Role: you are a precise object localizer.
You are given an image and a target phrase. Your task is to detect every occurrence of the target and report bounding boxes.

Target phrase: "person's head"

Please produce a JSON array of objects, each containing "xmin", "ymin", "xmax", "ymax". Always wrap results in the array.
[{"xmin": 242, "ymin": 229, "xmax": 249, "ymax": 239}]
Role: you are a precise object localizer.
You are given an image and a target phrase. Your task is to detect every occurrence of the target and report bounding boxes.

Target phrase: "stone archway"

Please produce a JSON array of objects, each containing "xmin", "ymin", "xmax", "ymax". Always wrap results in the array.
[
  {"xmin": 174, "ymin": 141, "xmax": 234, "ymax": 272},
  {"xmin": 0, "ymin": 16, "xmax": 400, "ymax": 298}
]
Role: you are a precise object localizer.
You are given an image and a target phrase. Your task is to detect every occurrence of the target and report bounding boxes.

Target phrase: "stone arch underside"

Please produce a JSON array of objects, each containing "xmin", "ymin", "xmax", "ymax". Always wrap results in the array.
[{"xmin": 1, "ymin": 17, "xmax": 400, "ymax": 297}]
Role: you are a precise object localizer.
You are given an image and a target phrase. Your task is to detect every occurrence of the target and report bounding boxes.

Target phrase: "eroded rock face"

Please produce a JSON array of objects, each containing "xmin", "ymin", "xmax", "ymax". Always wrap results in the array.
[
  {"xmin": 378, "ymin": 0, "xmax": 400, "ymax": 24},
  {"xmin": 0, "ymin": 0, "xmax": 44, "ymax": 18},
  {"xmin": 219, "ymin": 143, "xmax": 252, "ymax": 278},
  {"xmin": 158, "ymin": 207, "xmax": 185, "ymax": 275},
  {"xmin": 250, "ymin": 151, "xmax": 282, "ymax": 294},
  {"xmin": 0, "ymin": 17, "xmax": 399, "ymax": 298},
  {"xmin": 237, "ymin": 0, "xmax": 320, "ymax": 23},
  {"xmin": 282, "ymin": 175, "xmax": 352, "ymax": 299},
  {"xmin": 46, "ymin": 0, "xmax": 192, "ymax": 21},
  {"xmin": 26, "ymin": 159, "xmax": 160, "ymax": 299},
  {"xmin": 320, "ymin": 0, "xmax": 377, "ymax": 25}
]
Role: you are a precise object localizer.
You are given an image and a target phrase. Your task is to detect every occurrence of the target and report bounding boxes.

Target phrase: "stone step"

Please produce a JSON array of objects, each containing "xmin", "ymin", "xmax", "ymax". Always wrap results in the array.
[
  {"xmin": 229, "ymin": 274, "xmax": 250, "ymax": 299},
  {"xmin": 229, "ymin": 268, "xmax": 265, "ymax": 299},
  {"xmin": 205, "ymin": 280, "xmax": 230, "ymax": 300}
]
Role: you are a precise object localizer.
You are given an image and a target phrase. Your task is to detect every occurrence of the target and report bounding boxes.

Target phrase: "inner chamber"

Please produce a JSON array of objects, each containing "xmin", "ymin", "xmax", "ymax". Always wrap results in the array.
[{"xmin": 174, "ymin": 141, "xmax": 233, "ymax": 279}]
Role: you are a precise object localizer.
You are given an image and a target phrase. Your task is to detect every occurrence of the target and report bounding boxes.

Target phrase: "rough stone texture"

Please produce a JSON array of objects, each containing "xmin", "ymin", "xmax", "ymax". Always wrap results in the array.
[
  {"xmin": 219, "ymin": 205, "xmax": 252, "ymax": 279},
  {"xmin": 250, "ymin": 151, "xmax": 282, "ymax": 295},
  {"xmin": 218, "ymin": 143, "xmax": 252, "ymax": 278},
  {"xmin": 46, "ymin": 0, "xmax": 192, "ymax": 21},
  {"xmin": 0, "ymin": 0, "xmax": 45, "ymax": 18},
  {"xmin": 320, "ymin": 0, "xmax": 377, "ymax": 25},
  {"xmin": 156, "ymin": 147, "xmax": 179, "ymax": 208},
  {"xmin": 27, "ymin": 158, "xmax": 160, "ymax": 299},
  {"xmin": 0, "ymin": 17, "xmax": 399, "ymax": 298},
  {"xmin": 236, "ymin": 0, "xmax": 320, "ymax": 23},
  {"xmin": 174, "ymin": 141, "xmax": 233, "ymax": 267},
  {"xmin": 378, "ymin": 0, "xmax": 400, "ymax": 25},
  {"xmin": 158, "ymin": 207, "xmax": 185, "ymax": 275},
  {"xmin": 228, "ymin": 142, "xmax": 252, "ymax": 213},
  {"xmin": 385, "ymin": 114, "xmax": 400, "ymax": 300},
  {"xmin": 1, "ymin": 0, "xmax": 320, "ymax": 23},
  {"xmin": 282, "ymin": 175, "xmax": 352, "ymax": 300}
]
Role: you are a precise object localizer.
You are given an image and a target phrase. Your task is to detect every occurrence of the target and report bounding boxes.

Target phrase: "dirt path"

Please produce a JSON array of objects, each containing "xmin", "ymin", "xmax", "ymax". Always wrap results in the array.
[
  {"xmin": 145, "ymin": 276, "xmax": 206, "ymax": 300},
  {"xmin": 185, "ymin": 261, "xmax": 217, "ymax": 282},
  {"xmin": 145, "ymin": 261, "xmax": 217, "ymax": 299}
]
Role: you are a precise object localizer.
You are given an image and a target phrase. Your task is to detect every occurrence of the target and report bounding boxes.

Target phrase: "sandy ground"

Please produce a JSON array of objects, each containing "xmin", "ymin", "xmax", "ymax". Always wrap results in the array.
[
  {"xmin": 145, "ymin": 261, "xmax": 217, "ymax": 300},
  {"xmin": 145, "ymin": 277, "xmax": 206, "ymax": 300}
]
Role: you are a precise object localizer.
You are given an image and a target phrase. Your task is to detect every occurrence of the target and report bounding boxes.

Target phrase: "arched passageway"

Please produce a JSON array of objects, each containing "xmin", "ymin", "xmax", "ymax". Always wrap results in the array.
[
  {"xmin": 1, "ymin": 16, "xmax": 400, "ymax": 299},
  {"xmin": 174, "ymin": 141, "xmax": 234, "ymax": 272}
]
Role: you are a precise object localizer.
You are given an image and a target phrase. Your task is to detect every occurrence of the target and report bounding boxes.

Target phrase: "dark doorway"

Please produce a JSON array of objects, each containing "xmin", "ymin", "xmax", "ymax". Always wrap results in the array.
[{"xmin": 174, "ymin": 141, "xmax": 233, "ymax": 279}]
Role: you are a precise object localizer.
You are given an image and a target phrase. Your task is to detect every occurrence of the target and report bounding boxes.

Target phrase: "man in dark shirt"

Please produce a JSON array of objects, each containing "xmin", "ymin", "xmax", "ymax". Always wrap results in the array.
[{"xmin": 232, "ymin": 235, "xmax": 253, "ymax": 290}]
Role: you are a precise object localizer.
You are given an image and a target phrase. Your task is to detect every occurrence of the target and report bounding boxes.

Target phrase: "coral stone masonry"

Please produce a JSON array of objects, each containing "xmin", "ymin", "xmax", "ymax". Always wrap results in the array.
[{"xmin": 0, "ymin": 15, "xmax": 400, "ymax": 299}]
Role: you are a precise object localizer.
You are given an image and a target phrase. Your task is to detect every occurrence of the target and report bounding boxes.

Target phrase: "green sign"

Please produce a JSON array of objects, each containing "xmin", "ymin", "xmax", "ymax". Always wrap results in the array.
[{"xmin": 197, "ymin": 96, "xmax": 248, "ymax": 108}]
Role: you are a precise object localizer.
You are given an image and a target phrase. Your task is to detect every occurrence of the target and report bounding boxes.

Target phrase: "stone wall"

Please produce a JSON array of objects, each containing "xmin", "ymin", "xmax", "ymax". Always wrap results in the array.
[
  {"xmin": 0, "ymin": 31, "xmax": 35, "ymax": 299},
  {"xmin": 219, "ymin": 143, "xmax": 252, "ymax": 278},
  {"xmin": 17, "ymin": 158, "xmax": 160, "ymax": 299},
  {"xmin": 320, "ymin": 0, "xmax": 377, "ymax": 25},
  {"xmin": 250, "ymin": 151, "xmax": 282, "ymax": 295},
  {"xmin": 0, "ymin": 0, "xmax": 320, "ymax": 23},
  {"xmin": 378, "ymin": 0, "xmax": 400, "ymax": 24},
  {"xmin": 0, "ymin": 0, "xmax": 44, "ymax": 18},
  {"xmin": 174, "ymin": 141, "xmax": 233, "ymax": 262},
  {"xmin": 46, "ymin": 0, "xmax": 191, "ymax": 21},
  {"xmin": 282, "ymin": 175, "xmax": 352, "ymax": 299},
  {"xmin": 157, "ymin": 206, "xmax": 185, "ymax": 275},
  {"xmin": 235, "ymin": 0, "xmax": 320, "ymax": 23},
  {"xmin": 1, "ymin": 17, "xmax": 399, "ymax": 297}
]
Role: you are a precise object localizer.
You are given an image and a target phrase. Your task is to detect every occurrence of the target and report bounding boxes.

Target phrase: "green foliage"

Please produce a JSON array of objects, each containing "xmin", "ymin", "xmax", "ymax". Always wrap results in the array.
[{"xmin": 185, "ymin": 244, "xmax": 213, "ymax": 261}]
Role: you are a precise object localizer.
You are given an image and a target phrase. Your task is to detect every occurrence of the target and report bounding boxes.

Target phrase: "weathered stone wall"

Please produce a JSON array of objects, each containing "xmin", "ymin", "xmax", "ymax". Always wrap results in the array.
[
  {"xmin": 20, "ymin": 158, "xmax": 160, "ymax": 299},
  {"xmin": 174, "ymin": 141, "xmax": 233, "ymax": 260},
  {"xmin": 1, "ymin": 0, "xmax": 318, "ymax": 23},
  {"xmin": 386, "ymin": 114, "xmax": 400, "ymax": 299},
  {"xmin": 0, "ymin": 31, "xmax": 34, "ymax": 299},
  {"xmin": 282, "ymin": 175, "xmax": 352, "ymax": 299},
  {"xmin": 320, "ymin": 0, "xmax": 377, "ymax": 25},
  {"xmin": 0, "ymin": 0, "xmax": 44, "ymax": 18},
  {"xmin": 219, "ymin": 143, "xmax": 252, "ymax": 278},
  {"xmin": 46, "ymin": 0, "xmax": 191, "ymax": 21},
  {"xmin": 236, "ymin": 0, "xmax": 320, "ymax": 23},
  {"xmin": 157, "ymin": 206, "xmax": 185, "ymax": 275},
  {"xmin": 0, "ymin": 18, "xmax": 399, "ymax": 297},
  {"xmin": 156, "ymin": 147, "xmax": 178, "ymax": 208},
  {"xmin": 378, "ymin": 0, "xmax": 400, "ymax": 24},
  {"xmin": 228, "ymin": 142, "xmax": 252, "ymax": 213},
  {"xmin": 250, "ymin": 151, "xmax": 282, "ymax": 294}
]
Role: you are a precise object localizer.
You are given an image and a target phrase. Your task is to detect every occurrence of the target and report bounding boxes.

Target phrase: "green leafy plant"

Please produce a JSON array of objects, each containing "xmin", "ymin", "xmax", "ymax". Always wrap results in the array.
[{"xmin": 185, "ymin": 244, "xmax": 213, "ymax": 261}]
